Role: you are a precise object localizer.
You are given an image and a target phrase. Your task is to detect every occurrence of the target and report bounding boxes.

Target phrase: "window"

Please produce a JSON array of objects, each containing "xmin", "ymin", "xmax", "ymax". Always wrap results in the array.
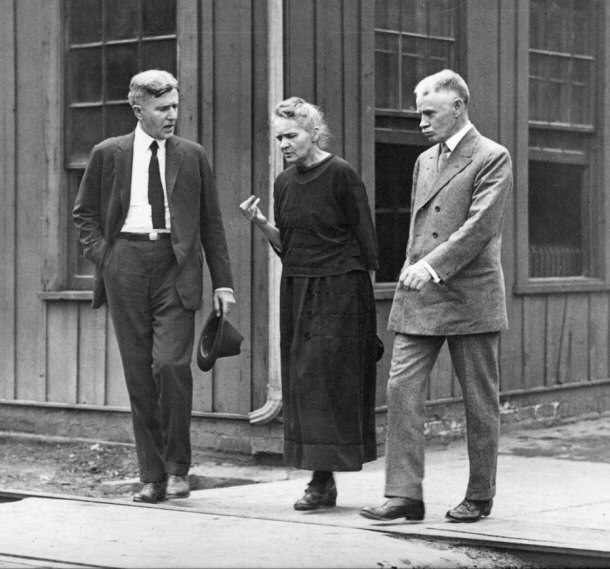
[
  {"xmin": 374, "ymin": 0, "xmax": 461, "ymax": 283},
  {"xmin": 65, "ymin": 0, "xmax": 177, "ymax": 288},
  {"xmin": 528, "ymin": 0, "xmax": 598, "ymax": 279}
]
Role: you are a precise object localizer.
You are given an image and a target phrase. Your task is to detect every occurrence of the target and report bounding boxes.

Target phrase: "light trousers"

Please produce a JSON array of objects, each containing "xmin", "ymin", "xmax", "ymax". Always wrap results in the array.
[{"xmin": 384, "ymin": 332, "xmax": 500, "ymax": 502}]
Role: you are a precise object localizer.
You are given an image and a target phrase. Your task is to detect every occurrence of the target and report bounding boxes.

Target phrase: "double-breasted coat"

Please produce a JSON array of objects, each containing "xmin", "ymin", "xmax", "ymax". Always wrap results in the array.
[{"xmin": 388, "ymin": 127, "xmax": 512, "ymax": 335}]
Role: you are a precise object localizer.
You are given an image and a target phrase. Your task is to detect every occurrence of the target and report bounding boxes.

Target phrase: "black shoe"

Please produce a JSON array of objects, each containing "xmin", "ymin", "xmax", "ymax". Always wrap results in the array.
[
  {"xmin": 294, "ymin": 478, "xmax": 337, "ymax": 511},
  {"xmin": 360, "ymin": 497, "xmax": 425, "ymax": 521},
  {"xmin": 133, "ymin": 481, "xmax": 167, "ymax": 503},
  {"xmin": 445, "ymin": 498, "xmax": 493, "ymax": 522}
]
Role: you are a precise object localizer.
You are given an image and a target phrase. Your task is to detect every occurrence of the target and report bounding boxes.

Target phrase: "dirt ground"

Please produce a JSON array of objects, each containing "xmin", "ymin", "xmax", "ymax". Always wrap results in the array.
[
  {"xmin": 0, "ymin": 434, "xmax": 229, "ymax": 499},
  {"xmin": 1, "ymin": 418, "xmax": 609, "ymax": 568},
  {"xmin": 1, "ymin": 414, "xmax": 609, "ymax": 500}
]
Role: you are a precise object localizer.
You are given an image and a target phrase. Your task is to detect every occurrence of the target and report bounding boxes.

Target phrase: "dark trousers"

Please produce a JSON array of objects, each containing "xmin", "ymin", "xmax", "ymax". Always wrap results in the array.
[
  {"xmin": 384, "ymin": 332, "xmax": 500, "ymax": 502},
  {"xmin": 103, "ymin": 238, "xmax": 195, "ymax": 482}
]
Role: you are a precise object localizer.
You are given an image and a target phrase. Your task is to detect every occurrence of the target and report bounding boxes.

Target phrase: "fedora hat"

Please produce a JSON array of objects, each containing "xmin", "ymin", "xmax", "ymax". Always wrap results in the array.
[{"xmin": 197, "ymin": 311, "xmax": 244, "ymax": 372}]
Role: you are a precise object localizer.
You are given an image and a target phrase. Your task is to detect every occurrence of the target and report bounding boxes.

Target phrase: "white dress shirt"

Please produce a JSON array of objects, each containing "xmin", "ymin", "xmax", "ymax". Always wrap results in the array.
[
  {"xmin": 121, "ymin": 122, "xmax": 171, "ymax": 233},
  {"xmin": 121, "ymin": 123, "xmax": 234, "ymax": 295}
]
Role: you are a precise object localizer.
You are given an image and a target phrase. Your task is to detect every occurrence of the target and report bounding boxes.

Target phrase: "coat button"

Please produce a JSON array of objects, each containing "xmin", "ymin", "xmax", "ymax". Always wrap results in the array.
[
  {"xmin": 434, "ymin": 206, "xmax": 441, "ymax": 212},
  {"xmin": 432, "ymin": 232, "xmax": 438, "ymax": 238}
]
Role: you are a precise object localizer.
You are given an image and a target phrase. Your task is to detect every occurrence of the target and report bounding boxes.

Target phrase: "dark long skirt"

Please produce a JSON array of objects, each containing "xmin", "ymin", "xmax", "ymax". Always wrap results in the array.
[{"xmin": 280, "ymin": 270, "xmax": 377, "ymax": 471}]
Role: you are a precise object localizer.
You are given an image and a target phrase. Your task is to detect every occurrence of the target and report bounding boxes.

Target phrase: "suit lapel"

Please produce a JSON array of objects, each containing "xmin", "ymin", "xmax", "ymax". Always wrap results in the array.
[
  {"xmin": 165, "ymin": 137, "xmax": 185, "ymax": 201},
  {"xmin": 117, "ymin": 132, "xmax": 135, "ymax": 214},
  {"xmin": 416, "ymin": 128, "xmax": 479, "ymax": 211}
]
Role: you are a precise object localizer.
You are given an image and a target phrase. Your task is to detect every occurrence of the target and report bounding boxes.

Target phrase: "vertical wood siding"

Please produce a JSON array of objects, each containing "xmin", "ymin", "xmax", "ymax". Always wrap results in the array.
[
  {"xmin": 0, "ymin": 0, "xmax": 16, "ymax": 400},
  {"xmin": 1, "ymin": 0, "xmax": 609, "ymax": 434}
]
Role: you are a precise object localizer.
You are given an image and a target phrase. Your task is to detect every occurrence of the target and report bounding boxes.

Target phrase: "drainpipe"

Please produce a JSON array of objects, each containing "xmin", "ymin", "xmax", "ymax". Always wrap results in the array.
[{"xmin": 249, "ymin": 0, "xmax": 283, "ymax": 425}]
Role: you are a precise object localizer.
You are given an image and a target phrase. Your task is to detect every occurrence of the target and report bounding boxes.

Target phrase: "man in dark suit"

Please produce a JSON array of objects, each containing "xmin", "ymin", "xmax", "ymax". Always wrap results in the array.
[
  {"xmin": 361, "ymin": 70, "xmax": 512, "ymax": 523},
  {"xmin": 73, "ymin": 69, "xmax": 235, "ymax": 503}
]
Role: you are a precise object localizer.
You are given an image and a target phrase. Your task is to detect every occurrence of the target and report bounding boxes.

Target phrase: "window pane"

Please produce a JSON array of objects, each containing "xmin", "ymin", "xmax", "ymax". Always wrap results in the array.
[
  {"xmin": 70, "ymin": 49, "xmax": 103, "ymax": 103},
  {"xmin": 528, "ymin": 161, "xmax": 584, "ymax": 277},
  {"xmin": 105, "ymin": 0, "xmax": 138, "ymax": 40},
  {"xmin": 142, "ymin": 0, "xmax": 177, "ymax": 36},
  {"xmin": 105, "ymin": 104, "xmax": 137, "ymax": 139},
  {"xmin": 69, "ymin": 0, "xmax": 102, "ymax": 44},
  {"xmin": 105, "ymin": 44, "xmax": 139, "ymax": 100},
  {"xmin": 68, "ymin": 107, "xmax": 104, "ymax": 165},
  {"xmin": 375, "ymin": 0, "xmax": 458, "ymax": 113},
  {"xmin": 66, "ymin": 0, "xmax": 178, "ymax": 286},
  {"xmin": 375, "ymin": 33, "xmax": 398, "ymax": 109},
  {"xmin": 402, "ymin": 0, "xmax": 426, "ymax": 34},
  {"xmin": 428, "ymin": 0, "xmax": 455, "ymax": 38},
  {"xmin": 529, "ymin": 0, "xmax": 597, "ymax": 127},
  {"xmin": 428, "ymin": 39, "xmax": 454, "ymax": 73},
  {"xmin": 375, "ymin": 143, "xmax": 427, "ymax": 282},
  {"xmin": 68, "ymin": 170, "xmax": 95, "ymax": 280},
  {"xmin": 141, "ymin": 39, "xmax": 177, "ymax": 76}
]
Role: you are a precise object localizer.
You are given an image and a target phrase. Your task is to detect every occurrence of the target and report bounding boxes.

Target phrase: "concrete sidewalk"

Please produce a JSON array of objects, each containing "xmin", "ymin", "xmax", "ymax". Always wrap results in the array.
[{"xmin": 1, "ymin": 416, "xmax": 609, "ymax": 568}]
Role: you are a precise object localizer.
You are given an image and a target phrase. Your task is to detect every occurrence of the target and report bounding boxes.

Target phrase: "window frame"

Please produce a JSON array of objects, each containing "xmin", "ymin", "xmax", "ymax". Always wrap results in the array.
[
  {"xmin": 373, "ymin": 0, "xmax": 464, "ymax": 294},
  {"xmin": 63, "ymin": 0, "xmax": 180, "ymax": 291},
  {"xmin": 514, "ymin": 0, "xmax": 610, "ymax": 295}
]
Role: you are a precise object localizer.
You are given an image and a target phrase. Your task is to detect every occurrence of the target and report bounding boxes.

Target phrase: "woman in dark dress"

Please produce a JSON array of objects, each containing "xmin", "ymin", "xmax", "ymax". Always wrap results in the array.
[{"xmin": 240, "ymin": 97, "xmax": 379, "ymax": 510}]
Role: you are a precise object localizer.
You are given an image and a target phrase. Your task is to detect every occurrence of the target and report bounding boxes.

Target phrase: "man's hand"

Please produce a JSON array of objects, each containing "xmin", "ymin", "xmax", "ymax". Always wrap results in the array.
[
  {"xmin": 398, "ymin": 260, "xmax": 432, "ymax": 291},
  {"xmin": 214, "ymin": 289, "xmax": 236, "ymax": 316}
]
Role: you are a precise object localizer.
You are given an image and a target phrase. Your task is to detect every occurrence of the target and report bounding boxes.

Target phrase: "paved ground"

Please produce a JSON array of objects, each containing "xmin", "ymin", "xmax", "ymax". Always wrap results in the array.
[{"xmin": 0, "ymin": 414, "xmax": 609, "ymax": 568}]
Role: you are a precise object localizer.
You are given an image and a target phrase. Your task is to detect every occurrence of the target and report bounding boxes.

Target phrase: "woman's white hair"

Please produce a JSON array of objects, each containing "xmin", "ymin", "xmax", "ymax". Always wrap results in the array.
[{"xmin": 273, "ymin": 97, "xmax": 331, "ymax": 148}]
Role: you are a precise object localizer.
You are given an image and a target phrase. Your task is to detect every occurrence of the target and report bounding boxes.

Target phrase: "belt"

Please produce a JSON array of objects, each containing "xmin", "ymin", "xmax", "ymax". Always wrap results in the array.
[{"xmin": 117, "ymin": 231, "xmax": 171, "ymax": 241}]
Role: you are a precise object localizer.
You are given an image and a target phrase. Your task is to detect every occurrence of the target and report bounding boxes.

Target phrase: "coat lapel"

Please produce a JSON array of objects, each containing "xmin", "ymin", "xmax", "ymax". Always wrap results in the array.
[
  {"xmin": 165, "ymin": 137, "xmax": 185, "ymax": 201},
  {"xmin": 416, "ymin": 128, "xmax": 479, "ymax": 211},
  {"xmin": 116, "ymin": 132, "xmax": 135, "ymax": 214}
]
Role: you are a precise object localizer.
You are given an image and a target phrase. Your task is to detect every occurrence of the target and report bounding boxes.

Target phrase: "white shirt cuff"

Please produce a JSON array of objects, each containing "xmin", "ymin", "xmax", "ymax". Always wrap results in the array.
[
  {"xmin": 422, "ymin": 261, "xmax": 441, "ymax": 283},
  {"xmin": 214, "ymin": 287, "xmax": 234, "ymax": 293}
]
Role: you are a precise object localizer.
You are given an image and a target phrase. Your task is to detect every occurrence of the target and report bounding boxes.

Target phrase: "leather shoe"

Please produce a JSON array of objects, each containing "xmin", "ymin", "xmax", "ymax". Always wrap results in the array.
[
  {"xmin": 360, "ymin": 497, "xmax": 425, "ymax": 521},
  {"xmin": 446, "ymin": 498, "xmax": 493, "ymax": 522},
  {"xmin": 167, "ymin": 475, "xmax": 191, "ymax": 498},
  {"xmin": 294, "ymin": 478, "xmax": 337, "ymax": 511},
  {"xmin": 133, "ymin": 481, "xmax": 167, "ymax": 503}
]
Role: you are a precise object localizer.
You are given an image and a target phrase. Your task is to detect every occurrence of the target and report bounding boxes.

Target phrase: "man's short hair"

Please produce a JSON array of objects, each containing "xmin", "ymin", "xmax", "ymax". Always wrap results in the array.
[
  {"xmin": 414, "ymin": 69, "xmax": 470, "ymax": 106},
  {"xmin": 128, "ymin": 69, "xmax": 178, "ymax": 107}
]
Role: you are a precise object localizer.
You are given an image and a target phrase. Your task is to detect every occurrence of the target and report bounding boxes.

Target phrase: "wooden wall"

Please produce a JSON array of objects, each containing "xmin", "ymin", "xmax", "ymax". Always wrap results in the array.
[
  {"xmin": 0, "ymin": 0, "xmax": 609, "ymax": 448},
  {"xmin": 365, "ymin": 0, "xmax": 610, "ymax": 413},
  {"xmin": 0, "ymin": 0, "xmax": 272, "ymax": 424}
]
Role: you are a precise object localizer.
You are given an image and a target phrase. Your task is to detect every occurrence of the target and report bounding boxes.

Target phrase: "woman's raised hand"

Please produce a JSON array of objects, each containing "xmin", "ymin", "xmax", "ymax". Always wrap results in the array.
[{"xmin": 239, "ymin": 195, "xmax": 267, "ymax": 226}]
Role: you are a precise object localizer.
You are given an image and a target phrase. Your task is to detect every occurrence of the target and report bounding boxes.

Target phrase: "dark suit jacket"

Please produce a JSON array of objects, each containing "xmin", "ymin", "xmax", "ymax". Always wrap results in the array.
[
  {"xmin": 73, "ymin": 131, "xmax": 233, "ymax": 311},
  {"xmin": 388, "ymin": 127, "xmax": 512, "ymax": 335}
]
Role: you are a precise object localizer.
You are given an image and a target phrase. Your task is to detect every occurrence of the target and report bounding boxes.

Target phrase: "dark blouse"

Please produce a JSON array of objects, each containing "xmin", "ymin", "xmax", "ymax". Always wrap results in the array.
[{"xmin": 273, "ymin": 155, "xmax": 379, "ymax": 277}]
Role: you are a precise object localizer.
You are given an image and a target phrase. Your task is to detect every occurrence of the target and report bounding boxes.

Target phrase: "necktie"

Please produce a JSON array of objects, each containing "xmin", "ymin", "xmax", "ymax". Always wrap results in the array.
[
  {"xmin": 148, "ymin": 140, "xmax": 166, "ymax": 229},
  {"xmin": 437, "ymin": 142, "xmax": 450, "ymax": 172}
]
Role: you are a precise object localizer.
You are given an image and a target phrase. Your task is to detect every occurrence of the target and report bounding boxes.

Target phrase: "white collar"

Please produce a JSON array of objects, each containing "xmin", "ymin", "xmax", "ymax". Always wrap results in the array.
[
  {"xmin": 134, "ymin": 122, "xmax": 167, "ymax": 152},
  {"xmin": 444, "ymin": 121, "xmax": 473, "ymax": 153}
]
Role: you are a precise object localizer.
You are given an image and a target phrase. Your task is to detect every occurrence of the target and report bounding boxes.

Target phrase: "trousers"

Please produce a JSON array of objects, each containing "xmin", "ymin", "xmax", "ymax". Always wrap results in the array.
[
  {"xmin": 103, "ymin": 238, "xmax": 195, "ymax": 482},
  {"xmin": 384, "ymin": 332, "xmax": 500, "ymax": 502}
]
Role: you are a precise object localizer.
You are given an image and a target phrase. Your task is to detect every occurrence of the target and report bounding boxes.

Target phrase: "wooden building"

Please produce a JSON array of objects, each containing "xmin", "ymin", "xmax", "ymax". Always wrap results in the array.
[{"xmin": 1, "ymin": 0, "xmax": 609, "ymax": 456}]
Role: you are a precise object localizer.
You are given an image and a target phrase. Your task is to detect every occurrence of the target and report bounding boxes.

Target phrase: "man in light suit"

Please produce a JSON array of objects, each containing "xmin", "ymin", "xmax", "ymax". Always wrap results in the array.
[
  {"xmin": 73, "ymin": 69, "xmax": 235, "ymax": 503},
  {"xmin": 361, "ymin": 70, "xmax": 512, "ymax": 523}
]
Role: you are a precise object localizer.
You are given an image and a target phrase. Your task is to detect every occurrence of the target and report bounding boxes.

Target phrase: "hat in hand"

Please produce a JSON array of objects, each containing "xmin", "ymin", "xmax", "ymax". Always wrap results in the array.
[{"xmin": 197, "ymin": 311, "xmax": 244, "ymax": 372}]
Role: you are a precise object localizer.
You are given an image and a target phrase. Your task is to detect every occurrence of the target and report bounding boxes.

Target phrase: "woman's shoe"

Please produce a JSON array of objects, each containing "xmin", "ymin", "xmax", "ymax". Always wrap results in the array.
[{"xmin": 294, "ymin": 478, "xmax": 337, "ymax": 510}]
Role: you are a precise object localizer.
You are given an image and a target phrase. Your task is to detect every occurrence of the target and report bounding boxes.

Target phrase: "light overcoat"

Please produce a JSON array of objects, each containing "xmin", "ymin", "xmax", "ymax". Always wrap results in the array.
[
  {"xmin": 73, "ymin": 132, "xmax": 233, "ymax": 310},
  {"xmin": 388, "ymin": 126, "xmax": 512, "ymax": 335}
]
